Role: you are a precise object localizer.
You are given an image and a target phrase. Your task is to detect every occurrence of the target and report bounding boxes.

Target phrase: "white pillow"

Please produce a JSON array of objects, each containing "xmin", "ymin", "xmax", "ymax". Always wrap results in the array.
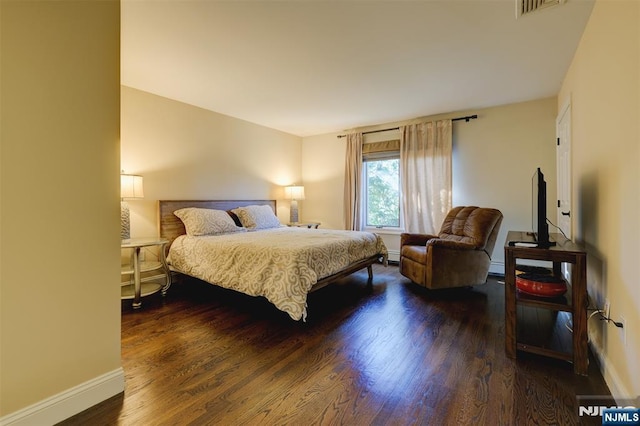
[
  {"xmin": 231, "ymin": 205, "xmax": 281, "ymax": 230},
  {"xmin": 174, "ymin": 208, "xmax": 246, "ymax": 236}
]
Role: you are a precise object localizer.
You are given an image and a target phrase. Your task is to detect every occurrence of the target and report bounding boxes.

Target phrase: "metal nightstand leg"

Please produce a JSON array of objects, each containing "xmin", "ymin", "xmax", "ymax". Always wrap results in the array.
[
  {"xmin": 132, "ymin": 247, "xmax": 142, "ymax": 309},
  {"xmin": 160, "ymin": 242, "xmax": 171, "ymax": 296}
]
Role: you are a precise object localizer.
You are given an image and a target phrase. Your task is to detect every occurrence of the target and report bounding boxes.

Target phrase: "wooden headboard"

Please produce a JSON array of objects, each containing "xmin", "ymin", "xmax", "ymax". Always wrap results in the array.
[{"xmin": 158, "ymin": 200, "xmax": 277, "ymax": 250}]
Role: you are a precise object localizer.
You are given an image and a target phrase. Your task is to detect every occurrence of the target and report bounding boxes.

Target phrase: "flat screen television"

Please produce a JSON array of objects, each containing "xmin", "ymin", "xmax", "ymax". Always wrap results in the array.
[{"xmin": 532, "ymin": 167, "xmax": 555, "ymax": 247}]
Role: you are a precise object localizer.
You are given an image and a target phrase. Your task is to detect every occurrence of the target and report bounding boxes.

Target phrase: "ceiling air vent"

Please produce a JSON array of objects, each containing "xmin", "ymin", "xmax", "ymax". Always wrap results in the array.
[{"xmin": 516, "ymin": 0, "xmax": 565, "ymax": 18}]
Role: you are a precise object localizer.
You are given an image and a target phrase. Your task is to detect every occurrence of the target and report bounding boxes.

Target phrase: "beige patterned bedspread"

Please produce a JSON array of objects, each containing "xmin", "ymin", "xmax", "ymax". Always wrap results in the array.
[{"xmin": 168, "ymin": 227, "xmax": 388, "ymax": 320}]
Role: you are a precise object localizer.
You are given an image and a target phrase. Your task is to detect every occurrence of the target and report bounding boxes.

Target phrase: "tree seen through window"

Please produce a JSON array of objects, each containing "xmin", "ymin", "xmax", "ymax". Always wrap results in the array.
[{"xmin": 365, "ymin": 158, "xmax": 400, "ymax": 227}]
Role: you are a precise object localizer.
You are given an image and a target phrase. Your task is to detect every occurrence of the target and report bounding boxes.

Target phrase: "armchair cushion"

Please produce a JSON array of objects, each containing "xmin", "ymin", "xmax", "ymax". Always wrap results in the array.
[{"xmin": 438, "ymin": 206, "xmax": 503, "ymax": 249}]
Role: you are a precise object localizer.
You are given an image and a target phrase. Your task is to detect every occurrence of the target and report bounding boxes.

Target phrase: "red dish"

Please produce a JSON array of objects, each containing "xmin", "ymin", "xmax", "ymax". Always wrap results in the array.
[{"xmin": 516, "ymin": 273, "xmax": 567, "ymax": 298}]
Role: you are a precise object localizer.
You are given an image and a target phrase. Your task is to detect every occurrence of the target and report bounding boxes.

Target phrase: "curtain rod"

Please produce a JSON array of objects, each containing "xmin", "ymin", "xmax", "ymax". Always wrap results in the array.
[{"xmin": 336, "ymin": 114, "xmax": 478, "ymax": 138}]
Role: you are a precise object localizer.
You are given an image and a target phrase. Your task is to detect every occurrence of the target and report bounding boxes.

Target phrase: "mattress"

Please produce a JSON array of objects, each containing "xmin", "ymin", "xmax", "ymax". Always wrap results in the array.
[{"xmin": 168, "ymin": 227, "xmax": 388, "ymax": 320}]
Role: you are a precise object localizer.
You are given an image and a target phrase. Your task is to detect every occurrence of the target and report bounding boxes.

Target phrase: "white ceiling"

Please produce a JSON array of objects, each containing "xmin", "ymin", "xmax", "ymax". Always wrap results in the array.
[{"xmin": 121, "ymin": 0, "xmax": 594, "ymax": 137}]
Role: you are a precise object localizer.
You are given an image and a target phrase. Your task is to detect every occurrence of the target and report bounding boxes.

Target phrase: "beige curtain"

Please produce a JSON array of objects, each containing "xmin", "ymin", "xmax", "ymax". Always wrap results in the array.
[
  {"xmin": 400, "ymin": 120, "xmax": 452, "ymax": 234},
  {"xmin": 343, "ymin": 132, "xmax": 363, "ymax": 230}
]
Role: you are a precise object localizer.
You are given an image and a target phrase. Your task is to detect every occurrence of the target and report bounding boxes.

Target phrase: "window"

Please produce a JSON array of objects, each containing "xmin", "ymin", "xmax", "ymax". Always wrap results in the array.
[
  {"xmin": 364, "ymin": 157, "xmax": 400, "ymax": 228},
  {"xmin": 362, "ymin": 139, "xmax": 401, "ymax": 229}
]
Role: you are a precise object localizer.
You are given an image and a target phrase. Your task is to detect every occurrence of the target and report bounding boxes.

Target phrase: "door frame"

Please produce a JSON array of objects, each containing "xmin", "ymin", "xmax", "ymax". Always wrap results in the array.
[{"xmin": 556, "ymin": 96, "xmax": 572, "ymax": 240}]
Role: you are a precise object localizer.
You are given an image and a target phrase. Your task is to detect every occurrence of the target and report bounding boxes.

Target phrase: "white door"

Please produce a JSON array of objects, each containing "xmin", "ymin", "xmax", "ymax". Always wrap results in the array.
[{"xmin": 556, "ymin": 100, "xmax": 572, "ymax": 240}]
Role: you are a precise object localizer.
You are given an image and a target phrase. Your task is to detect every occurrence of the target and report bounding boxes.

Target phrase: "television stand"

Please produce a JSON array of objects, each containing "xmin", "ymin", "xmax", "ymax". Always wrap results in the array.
[
  {"xmin": 504, "ymin": 230, "xmax": 588, "ymax": 375},
  {"xmin": 527, "ymin": 231, "xmax": 557, "ymax": 247}
]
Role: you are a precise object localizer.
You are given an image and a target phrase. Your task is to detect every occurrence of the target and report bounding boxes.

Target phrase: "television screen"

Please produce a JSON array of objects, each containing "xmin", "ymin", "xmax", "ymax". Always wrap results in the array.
[{"xmin": 532, "ymin": 168, "xmax": 555, "ymax": 247}]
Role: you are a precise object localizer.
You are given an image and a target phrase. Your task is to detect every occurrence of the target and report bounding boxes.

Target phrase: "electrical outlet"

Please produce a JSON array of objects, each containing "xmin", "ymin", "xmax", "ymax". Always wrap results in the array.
[
  {"xmin": 619, "ymin": 315, "xmax": 626, "ymax": 346},
  {"xmin": 604, "ymin": 299, "xmax": 611, "ymax": 319}
]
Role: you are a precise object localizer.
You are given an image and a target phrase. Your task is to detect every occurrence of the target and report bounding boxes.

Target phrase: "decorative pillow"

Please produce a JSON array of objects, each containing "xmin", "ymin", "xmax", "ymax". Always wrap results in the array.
[
  {"xmin": 231, "ymin": 205, "xmax": 281, "ymax": 230},
  {"xmin": 226, "ymin": 210, "xmax": 243, "ymax": 227},
  {"xmin": 174, "ymin": 208, "xmax": 246, "ymax": 236}
]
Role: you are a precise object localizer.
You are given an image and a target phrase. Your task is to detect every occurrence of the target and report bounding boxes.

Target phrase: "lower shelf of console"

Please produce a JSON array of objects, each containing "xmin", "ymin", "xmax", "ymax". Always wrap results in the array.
[{"xmin": 515, "ymin": 305, "xmax": 574, "ymax": 361}]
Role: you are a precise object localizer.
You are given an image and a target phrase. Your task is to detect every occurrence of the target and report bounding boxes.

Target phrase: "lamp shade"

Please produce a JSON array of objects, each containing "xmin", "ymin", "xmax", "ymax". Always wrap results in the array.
[
  {"xmin": 284, "ymin": 185, "xmax": 305, "ymax": 200},
  {"xmin": 120, "ymin": 174, "xmax": 144, "ymax": 199}
]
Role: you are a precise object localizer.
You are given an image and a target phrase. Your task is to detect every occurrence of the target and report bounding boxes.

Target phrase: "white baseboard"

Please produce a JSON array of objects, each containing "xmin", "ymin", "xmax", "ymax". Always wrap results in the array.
[
  {"xmin": 588, "ymin": 339, "xmax": 633, "ymax": 404},
  {"xmin": 489, "ymin": 260, "xmax": 504, "ymax": 276},
  {"xmin": 0, "ymin": 368, "xmax": 125, "ymax": 426},
  {"xmin": 387, "ymin": 249, "xmax": 400, "ymax": 263}
]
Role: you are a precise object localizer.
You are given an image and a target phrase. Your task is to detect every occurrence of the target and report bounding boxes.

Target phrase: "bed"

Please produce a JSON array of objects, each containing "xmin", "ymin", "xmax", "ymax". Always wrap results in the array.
[{"xmin": 159, "ymin": 200, "xmax": 388, "ymax": 320}]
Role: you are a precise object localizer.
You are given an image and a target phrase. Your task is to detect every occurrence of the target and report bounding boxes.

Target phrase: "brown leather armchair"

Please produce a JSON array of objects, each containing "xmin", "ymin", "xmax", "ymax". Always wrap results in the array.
[{"xmin": 400, "ymin": 206, "xmax": 503, "ymax": 289}]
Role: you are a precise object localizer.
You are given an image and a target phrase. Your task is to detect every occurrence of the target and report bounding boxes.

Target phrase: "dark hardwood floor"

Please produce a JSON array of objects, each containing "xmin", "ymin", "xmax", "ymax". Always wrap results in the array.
[{"xmin": 60, "ymin": 264, "xmax": 611, "ymax": 425}]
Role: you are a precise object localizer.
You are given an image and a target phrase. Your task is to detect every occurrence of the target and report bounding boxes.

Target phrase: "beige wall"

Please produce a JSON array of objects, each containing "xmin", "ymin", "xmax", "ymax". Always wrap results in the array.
[
  {"xmin": 558, "ymin": 0, "xmax": 639, "ymax": 400},
  {"xmin": 302, "ymin": 97, "xmax": 558, "ymax": 268},
  {"xmin": 121, "ymin": 86, "xmax": 303, "ymax": 239},
  {"xmin": 1, "ymin": 0, "xmax": 122, "ymax": 418}
]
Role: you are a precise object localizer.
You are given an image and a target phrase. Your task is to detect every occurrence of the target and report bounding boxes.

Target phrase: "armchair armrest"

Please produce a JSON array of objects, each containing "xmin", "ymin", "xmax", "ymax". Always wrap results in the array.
[
  {"xmin": 401, "ymin": 233, "xmax": 438, "ymax": 247},
  {"xmin": 426, "ymin": 239, "xmax": 479, "ymax": 251}
]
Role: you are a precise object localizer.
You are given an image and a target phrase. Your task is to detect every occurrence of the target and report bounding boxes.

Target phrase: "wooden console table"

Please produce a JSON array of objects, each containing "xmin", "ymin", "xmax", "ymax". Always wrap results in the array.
[{"xmin": 504, "ymin": 230, "xmax": 588, "ymax": 375}]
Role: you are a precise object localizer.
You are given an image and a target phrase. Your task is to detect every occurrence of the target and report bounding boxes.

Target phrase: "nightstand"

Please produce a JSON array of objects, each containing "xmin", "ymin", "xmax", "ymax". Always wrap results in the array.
[
  {"xmin": 287, "ymin": 222, "xmax": 321, "ymax": 229},
  {"xmin": 121, "ymin": 237, "xmax": 171, "ymax": 309}
]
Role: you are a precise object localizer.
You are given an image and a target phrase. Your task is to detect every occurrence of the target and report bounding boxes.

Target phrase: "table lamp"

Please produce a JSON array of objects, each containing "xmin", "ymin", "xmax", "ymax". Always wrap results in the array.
[
  {"xmin": 121, "ymin": 174, "xmax": 144, "ymax": 240},
  {"xmin": 284, "ymin": 185, "xmax": 305, "ymax": 223}
]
